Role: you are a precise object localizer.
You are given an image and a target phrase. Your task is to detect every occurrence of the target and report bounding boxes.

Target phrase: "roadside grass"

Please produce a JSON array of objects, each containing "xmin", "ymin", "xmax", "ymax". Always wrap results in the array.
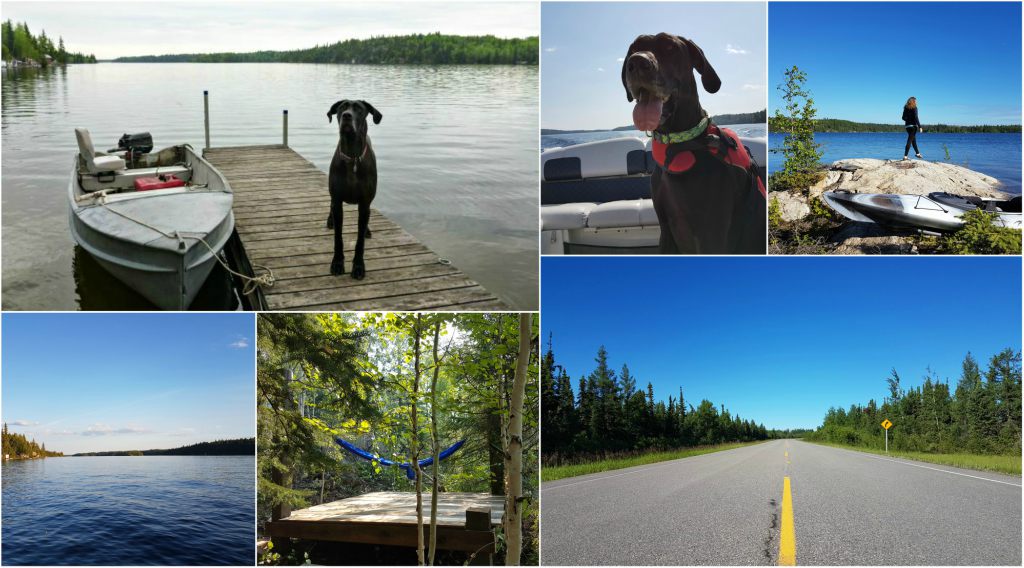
[
  {"xmin": 805, "ymin": 440, "xmax": 1022, "ymax": 475},
  {"xmin": 542, "ymin": 441, "xmax": 769, "ymax": 482}
]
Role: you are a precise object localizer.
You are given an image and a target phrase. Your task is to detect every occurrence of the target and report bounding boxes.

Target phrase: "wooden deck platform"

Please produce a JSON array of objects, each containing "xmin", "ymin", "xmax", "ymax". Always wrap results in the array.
[
  {"xmin": 264, "ymin": 491, "xmax": 504, "ymax": 553},
  {"xmin": 203, "ymin": 145, "xmax": 507, "ymax": 311}
]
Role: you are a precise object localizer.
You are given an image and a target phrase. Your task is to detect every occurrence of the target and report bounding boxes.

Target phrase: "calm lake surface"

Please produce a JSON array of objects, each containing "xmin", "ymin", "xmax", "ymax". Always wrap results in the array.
[
  {"xmin": 768, "ymin": 132, "xmax": 1022, "ymax": 194},
  {"xmin": 541, "ymin": 123, "xmax": 767, "ymax": 150},
  {"xmin": 1, "ymin": 456, "xmax": 254, "ymax": 565},
  {"xmin": 1, "ymin": 63, "xmax": 539, "ymax": 310}
]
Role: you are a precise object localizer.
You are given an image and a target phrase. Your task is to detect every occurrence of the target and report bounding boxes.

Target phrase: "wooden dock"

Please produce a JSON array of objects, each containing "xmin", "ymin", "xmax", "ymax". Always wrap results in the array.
[
  {"xmin": 264, "ymin": 491, "xmax": 503, "ymax": 555},
  {"xmin": 203, "ymin": 145, "xmax": 507, "ymax": 311}
]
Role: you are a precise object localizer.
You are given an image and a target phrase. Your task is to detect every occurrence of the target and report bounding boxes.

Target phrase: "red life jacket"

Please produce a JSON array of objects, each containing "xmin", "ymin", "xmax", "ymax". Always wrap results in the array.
[{"xmin": 651, "ymin": 124, "xmax": 766, "ymax": 199}]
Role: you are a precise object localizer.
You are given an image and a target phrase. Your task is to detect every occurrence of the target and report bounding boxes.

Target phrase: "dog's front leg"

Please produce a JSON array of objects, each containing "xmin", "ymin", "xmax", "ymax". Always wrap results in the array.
[
  {"xmin": 351, "ymin": 202, "xmax": 371, "ymax": 280},
  {"xmin": 330, "ymin": 195, "xmax": 346, "ymax": 275}
]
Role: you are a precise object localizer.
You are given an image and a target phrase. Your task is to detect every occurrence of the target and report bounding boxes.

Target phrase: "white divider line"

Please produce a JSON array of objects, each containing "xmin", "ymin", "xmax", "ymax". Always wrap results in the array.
[{"xmin": 855, "ymin": 452, "xmax": 1022, "ymax": 487}]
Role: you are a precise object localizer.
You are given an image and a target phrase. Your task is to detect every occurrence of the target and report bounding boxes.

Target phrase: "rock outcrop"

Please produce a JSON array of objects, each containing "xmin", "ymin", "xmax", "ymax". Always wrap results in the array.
[{"xmin": 770, "ymin": 159, "xmax": 1010, "ymax": 253}]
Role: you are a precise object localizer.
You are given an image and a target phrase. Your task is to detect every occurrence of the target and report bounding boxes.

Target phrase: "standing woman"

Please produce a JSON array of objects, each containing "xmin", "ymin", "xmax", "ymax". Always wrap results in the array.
[{"xmin": 902, "ymin": 96, "xmax": 923, "ymax": 159}]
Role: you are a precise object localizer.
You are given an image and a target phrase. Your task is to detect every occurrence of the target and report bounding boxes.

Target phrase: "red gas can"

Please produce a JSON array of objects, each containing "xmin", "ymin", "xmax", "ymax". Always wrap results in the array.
[{"xmin": 134, "ymin": 174, "xmax": 186, "ymax": 191}]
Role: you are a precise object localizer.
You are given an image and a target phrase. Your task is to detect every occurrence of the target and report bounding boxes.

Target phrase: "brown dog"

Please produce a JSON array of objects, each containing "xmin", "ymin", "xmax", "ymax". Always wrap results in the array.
[{"xmin": 622, "ymin": 33, "xmax": 765, "ymax": 254}]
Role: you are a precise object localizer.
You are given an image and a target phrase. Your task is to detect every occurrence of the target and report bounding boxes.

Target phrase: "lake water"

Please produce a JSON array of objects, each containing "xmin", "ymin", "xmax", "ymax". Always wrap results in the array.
[
  {"xmin": 541, "ymin": 123, "xmax": 767, "ymax": 150},
  {"xmin": 1, "ymin": 63, "xmax": 539, "ymax": 310},
  {"xmin": 768, "ymin": 132, "xmax": 1022, "ymax": 194},
  {"xmin": 1, "ymin": 456, "xmax": 254, "ymax": 565}
]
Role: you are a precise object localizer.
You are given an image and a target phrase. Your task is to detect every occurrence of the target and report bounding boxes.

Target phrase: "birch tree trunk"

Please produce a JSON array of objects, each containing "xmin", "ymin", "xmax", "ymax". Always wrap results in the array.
[
  {"xmin": 503, "ymin": 313, "xmax": 531, "ymax": 565},
  {"xmin": 412, "ymin": 314, "xmax": 424, "ymax": 566},
  {"xmin": 429, "ymin": 320, "xmax": 441, "ymax": 566}
]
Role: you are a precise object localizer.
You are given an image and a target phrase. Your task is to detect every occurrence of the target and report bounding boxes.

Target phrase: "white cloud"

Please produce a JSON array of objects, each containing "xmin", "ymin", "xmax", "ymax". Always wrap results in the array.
[
  {"xmin": 81, "ymin": 423, "xmax": 149, "ymax": 436},
  {"xmin": 11, "ymin": 419, "xmax": 39, "ymax": 426},
  {"xmin": 617, "ymin": 57, "xmax": 625, "ymax": 62},
  {"xmin": 597, "ymin": 67, "xmax": 605, "ymax": 72},
  {"xmin": 544, "ymin": 47, "xmax": 557, "ymax": 53},
  {"xmin": 725, "ymin": 44, "xmax": 748, "ymax": 55},
  {"xmin": 742, "ymin": 84, "xmax": 763, "ymax": 91},
  {"xmin": 230, "ymin": 338, "xmax": 250, "ymax": 349}
]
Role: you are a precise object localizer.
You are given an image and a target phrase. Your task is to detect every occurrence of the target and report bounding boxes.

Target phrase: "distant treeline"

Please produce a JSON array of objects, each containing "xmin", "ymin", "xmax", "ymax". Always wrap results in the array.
[
  {"xmin": 768, "ymin": 116, "xmax": 1021, "ymax": 133},
  {"xmin": 2, "ymin": 423, "xmax": 63, "ymax": 459},
  {"xmin": 113, "ymin": 33, "xmax": 538, "ymax": 65},
  {"xmin": 2, "ymin": 20, "xmax": 96, "ymax": 65},
  {"xmin": 542, "ymin": 342, "xmax": 802, "ymax": 465},
  {"xmin": 74, "ymin": 437, "xmax": 255, "ymax": 456},
  {"xmin": 543, "ymin": 110, "xmax": 767, "ymax": 135},
  {"xmin": 806, "ymin": 349, "xmax": 1021, "ymax": 455}
]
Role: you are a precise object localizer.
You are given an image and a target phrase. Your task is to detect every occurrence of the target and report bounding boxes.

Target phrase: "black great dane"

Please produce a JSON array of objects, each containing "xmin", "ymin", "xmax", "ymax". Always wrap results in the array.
[{"xmin": 326, "ymin": 99, "xmax": 382, "ymax": 278}]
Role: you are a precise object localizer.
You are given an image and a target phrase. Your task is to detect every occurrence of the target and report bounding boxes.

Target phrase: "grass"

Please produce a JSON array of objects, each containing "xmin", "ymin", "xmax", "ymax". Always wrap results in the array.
[
  {"xmin": 542, "ymin": 441, "xmax": 768, "ymax": 482},
  {"xmin": 805, "ymin": 440, "xmax": 1022, "ymax": 475}
]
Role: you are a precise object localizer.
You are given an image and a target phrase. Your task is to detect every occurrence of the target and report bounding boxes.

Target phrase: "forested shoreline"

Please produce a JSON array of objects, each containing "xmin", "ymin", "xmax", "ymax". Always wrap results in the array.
[
  {"xmin": 73, "ymin": 438, "xmax": 255, "ymax": 456},
  {"xmin": 806, "ymin": 349, "xmax": 1021, "ymax": 455},
  {"xmin": 768, "ymin": 116, "xmax": 1021, "ymax": 133},
  {"xmin": 114, "ymin": 33, "xmax": 538, "ymax": 65},
  {"xmin": 541, "ymin": 343, "xmax": 806, "ymax": 466},
  {"xmin": 2, "ymin": 423, "xmax": 63, "ymax": 459},
  {"xmin": 2, "ymin": 20, "xmax": 96, "ymax": 65}
]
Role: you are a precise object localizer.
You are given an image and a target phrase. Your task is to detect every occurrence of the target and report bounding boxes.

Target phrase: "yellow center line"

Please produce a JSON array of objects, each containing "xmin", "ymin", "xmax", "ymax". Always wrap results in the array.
[{"xmin": 779, "ymin": 476, "xmax": 797, "ymax": 566}]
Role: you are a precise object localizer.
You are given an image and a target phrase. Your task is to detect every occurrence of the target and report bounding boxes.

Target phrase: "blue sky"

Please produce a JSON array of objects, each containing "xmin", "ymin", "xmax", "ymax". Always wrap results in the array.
[
  {"xmin": 542, "ymin": 2, "xmax": 766, "ymax": 130},
  {"xmin": 541, "ymin": 257, "xmax": 1022, "ymax": 430},
  {"xmin": 1, "ymin": 2, "xmax": 538, "ymax": 60},
  {"xmin": 2, "ymin": 313, "xmax": 255, "ymax": 454},
  {"xmin": 770, "ymin": 2, "xmax": 1022, "ymax": 125}
]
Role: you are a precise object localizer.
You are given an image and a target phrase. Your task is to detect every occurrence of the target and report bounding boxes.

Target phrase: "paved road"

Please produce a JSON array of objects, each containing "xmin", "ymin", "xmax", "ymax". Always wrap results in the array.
[{"xmin": 541, "ymin": 440, "xmax": 1021, "ymax": 565}]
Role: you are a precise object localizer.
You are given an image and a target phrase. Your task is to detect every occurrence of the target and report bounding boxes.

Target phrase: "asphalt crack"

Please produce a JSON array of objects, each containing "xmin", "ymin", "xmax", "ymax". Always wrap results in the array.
[{"xmin": 762, "ymin": 498, "xmax": 779, "ymax": 565}]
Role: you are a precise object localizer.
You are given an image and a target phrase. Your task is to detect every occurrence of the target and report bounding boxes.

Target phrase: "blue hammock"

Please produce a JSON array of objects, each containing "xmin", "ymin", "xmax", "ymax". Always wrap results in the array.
[{"xmin": 335, "ymin": 437, "xmax": 466, "ymax": 480}]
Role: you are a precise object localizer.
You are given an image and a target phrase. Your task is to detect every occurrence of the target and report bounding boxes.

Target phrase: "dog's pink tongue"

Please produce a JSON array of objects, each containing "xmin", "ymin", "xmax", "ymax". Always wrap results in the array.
[{"xmin": 633, "ymin": 99, "xmax": 663, "ymax": 131}]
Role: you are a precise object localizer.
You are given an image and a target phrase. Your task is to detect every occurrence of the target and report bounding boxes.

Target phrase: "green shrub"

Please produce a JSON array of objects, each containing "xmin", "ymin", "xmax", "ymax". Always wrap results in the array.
[
  {"xmin": 939, "ymin": 209, "xmax": 1022, "ymax": 255},
  {"xmin": 770, "ymin": 66, "xmax": 824, "ymax": 191}
]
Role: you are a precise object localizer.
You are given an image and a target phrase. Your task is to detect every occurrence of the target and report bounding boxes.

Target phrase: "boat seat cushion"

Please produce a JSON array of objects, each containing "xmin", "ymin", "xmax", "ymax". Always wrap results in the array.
[
  {"xmin": 541, "ymin": 203, "xmax": 596, "ymax": 231},
  {"xmin": 586, "ymin": 199, "xmax": 658, "ymax": 229},
  {"xmin": 76, "ymin": 127, "xmax": 126, "ymax": 173}
]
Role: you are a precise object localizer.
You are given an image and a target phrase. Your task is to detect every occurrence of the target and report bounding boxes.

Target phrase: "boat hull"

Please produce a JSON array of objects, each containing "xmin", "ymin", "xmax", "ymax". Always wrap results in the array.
[{"xmin": 823, "ymin": 191, "xmax": 1022, "ymax": 232}]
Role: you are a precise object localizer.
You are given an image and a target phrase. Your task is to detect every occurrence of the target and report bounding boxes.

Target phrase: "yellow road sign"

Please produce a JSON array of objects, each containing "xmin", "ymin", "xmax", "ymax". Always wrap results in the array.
[{"xmin": 881, "ymin": 419, "xmax": 893, "ymax": 430}]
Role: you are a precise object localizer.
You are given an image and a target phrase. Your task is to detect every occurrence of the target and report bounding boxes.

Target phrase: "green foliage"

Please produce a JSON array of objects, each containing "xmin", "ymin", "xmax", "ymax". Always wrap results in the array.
[
  {"xmin": 542, "ymin": 343, "xmax": 786, "ymax": 466},
  {"xmin": 1, "ymin": 20, "xmax": 95, "ymax": 64},
  {"xmin": 73, "ymin": 438, "xmax": 254, "ymax": 456},
  {"xmin": 937, "ymin": 209, "xmax": 1022, "ymax": 255},
  {"xmin": 770, "ymin": 66, "xmax": 824, "ymax": 191},
  {"xmin": 806, "ymin": 441, "xmax": 1021, "ymax": 475},
  {"xmin": 769, "ymin": 116, "xmax": 1022, "ymax": 134},
  {"xmin": 806, "ymin": 349, "xmax": 1022, "ymax": 456},
  {"xmin": 542, "ymin": 441, "xmax": 768, "ymax": 482},
  {"xmin": 942, "ymin": 143, "xmax": 951, "ymax": 161},
  {"xmin": 1, "ymin": 423, "xmax": 63, "ymax": 458},
  {"xmin": 114, "ymin": 33, "xmax": 538, "ymax": 65}
]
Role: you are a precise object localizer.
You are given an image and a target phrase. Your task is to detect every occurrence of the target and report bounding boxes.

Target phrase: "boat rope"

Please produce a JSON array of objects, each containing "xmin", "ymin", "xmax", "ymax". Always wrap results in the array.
[{"xmin": 90, "ymin": 195, "xmax": 275, "ymax": 296}]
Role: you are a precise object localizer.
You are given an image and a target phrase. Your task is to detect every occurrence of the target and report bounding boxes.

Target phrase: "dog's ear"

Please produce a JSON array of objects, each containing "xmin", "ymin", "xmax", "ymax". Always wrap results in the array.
[
  {"xmin": 360, "ymin": 101, "xmax": 383, "ymax": 124},
  {"xmin": 677, "ymin": 36, "xmax": 721, "ymax": 94},
  {"xmin": 621, "ymin": 41, "xmax": 638, "ymax": 102},
  {"xmin": 327, "ymin": 100, "xmax": 345, "ymax": 123}
]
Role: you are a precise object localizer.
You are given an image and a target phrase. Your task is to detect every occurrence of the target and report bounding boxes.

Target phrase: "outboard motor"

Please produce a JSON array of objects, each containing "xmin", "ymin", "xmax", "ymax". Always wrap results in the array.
[{"xmin": 112, "ymin": 132, "xmax": 153, "ymax": 165}]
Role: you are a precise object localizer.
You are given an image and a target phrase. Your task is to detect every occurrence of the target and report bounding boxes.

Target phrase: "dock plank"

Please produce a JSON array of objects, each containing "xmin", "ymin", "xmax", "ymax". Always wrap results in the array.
[{"xmin": 204, "ymin": 145, "xmax": 506, "ymax": 311}]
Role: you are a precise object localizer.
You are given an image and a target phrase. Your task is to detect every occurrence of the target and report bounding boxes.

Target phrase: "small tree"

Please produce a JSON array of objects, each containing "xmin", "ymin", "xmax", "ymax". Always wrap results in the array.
[{"xmin": 771, "ymin": 66, "xmax": 823, "ymax": 191}]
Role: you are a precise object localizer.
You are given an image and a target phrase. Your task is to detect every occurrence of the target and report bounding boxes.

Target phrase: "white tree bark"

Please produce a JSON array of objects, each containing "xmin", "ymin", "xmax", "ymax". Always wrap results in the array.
[{"xmin": 504, "ymin": 313, "xmax": 531, "ymax": 565}]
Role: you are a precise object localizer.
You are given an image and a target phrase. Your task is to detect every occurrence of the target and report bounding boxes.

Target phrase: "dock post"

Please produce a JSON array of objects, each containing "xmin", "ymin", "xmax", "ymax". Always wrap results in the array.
[
  {"xmin": 283, "ymin": 110, "xmax": 288, "ymax": 147},
  {"xmin": 203, "ymin": 90, "xmax": 210, "ymax": 150},
  {"xmin": 465, "ymin": 508, "xmax": 493, "ymax": 566}
]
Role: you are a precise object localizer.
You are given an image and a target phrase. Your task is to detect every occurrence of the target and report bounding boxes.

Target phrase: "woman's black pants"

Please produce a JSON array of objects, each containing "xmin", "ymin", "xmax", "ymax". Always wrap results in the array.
[{"xmin": 904, "ymin": 126, "xmax": 919, "ymax": 155}]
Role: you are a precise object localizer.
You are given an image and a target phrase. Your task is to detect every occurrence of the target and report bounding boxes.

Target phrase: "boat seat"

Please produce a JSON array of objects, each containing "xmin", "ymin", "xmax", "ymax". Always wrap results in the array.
[
  {"xmin": 1002, "ymin": 196, "xmax": 1022, "ymax": 213},
  {"xmin": 586, "ymin": 199, "xmax": 659, "ymax": 229},
  {"xmin": 76, "ymin": 128, "xmax": 126, "ymax": 174},
  {"xmin": 541, "ymin": 202, "xmax": 596, "ymax": 231}
]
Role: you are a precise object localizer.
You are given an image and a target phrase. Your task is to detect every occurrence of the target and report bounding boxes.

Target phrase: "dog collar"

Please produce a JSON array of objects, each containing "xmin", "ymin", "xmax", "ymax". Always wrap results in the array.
[
  {"xmin": 652, "ymin": 112, "xmax": 710, "ymax": 144},
  {"xmin": 337, "ymin": 142, "xmax": 370, "ymax": 172}
]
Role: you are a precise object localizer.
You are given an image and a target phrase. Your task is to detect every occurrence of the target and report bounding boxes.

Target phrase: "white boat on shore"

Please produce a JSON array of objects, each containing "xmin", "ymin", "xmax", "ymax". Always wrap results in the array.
[
  {"xmin": 68, "ymin": 129, "xmax": 234, "ymax": 310},
  {"xmin": 541, "ymin": 134, "xmax": 766, "ymax": 254},
  {"xmin": 822, "ymin": 190, "xmax": 1022, "ymax": 232}
]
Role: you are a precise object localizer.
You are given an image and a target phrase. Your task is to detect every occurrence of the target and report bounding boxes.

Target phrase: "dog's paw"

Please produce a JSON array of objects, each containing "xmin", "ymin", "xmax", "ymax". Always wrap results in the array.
[
  {"xmin": 330, "ymin": 257, "xmax": 346, "ymax": 276},
  {"xmin": 364, "ymin": 227, "xmax": 372, "ymax": 239},
  {"xmin": 326, "ymin": 216, "xmax": 334, "ymax": 230},
  {"xmin": 351, "ymin": 262, "xmax": 366, "ymax": 280}
]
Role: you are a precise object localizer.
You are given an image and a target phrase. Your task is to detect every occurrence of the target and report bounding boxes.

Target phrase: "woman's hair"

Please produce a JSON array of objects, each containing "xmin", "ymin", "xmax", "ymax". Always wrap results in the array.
[{"xmin": 905, "ymin": 97, "xmax": 917, "ymax": 109}]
